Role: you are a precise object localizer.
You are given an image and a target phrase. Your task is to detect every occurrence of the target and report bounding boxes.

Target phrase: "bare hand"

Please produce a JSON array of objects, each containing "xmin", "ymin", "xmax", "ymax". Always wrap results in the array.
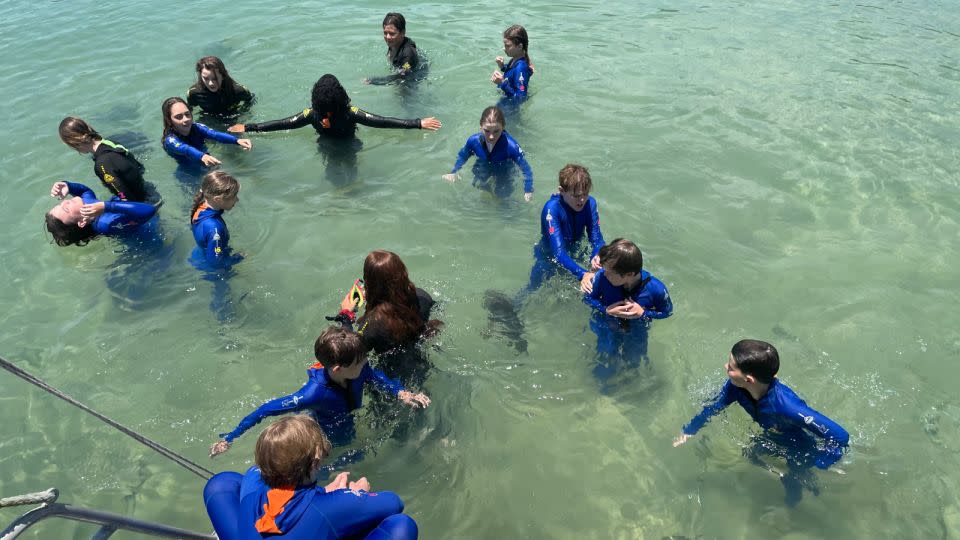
[
  {"xmin": 523, "ymin": 192, "xmax": 533, "ymax": 203},
  {"xmin": 201, "ymin": 154, "xmax": 221, "ymax": 167},
  {"xmin": 362, "ymin": 78, "xmax": 372, "ymax": 85},
  {"xmin": 237, "ymin": 139, "xmax": 253, "ymax": 151},
  {"xmin": 50, "ymin": 182, "xmax": 69, "ymax": 199},
  {"xmin": 398, "ymin": 390, "xmax": 431, "ymax": 408},
  {"xmin": 491, "ymin": 71, "xmax": 505, "ymax": 84},
  {"xmin": 340, "ymin": 291, "xmax": 359, "ymax": 312},
  {"xmin": 79, "ymin": 202, "xmax": 105, "ymax": 221},
  {"xmin": 419, "ymin": 117, "xmax": 442, "ymax": 131},
  {"xmin": 606, "ymin": 301, "xmax": 645, "ymax": 319},
  {"xmin": 209, "ymin": 440, "xmax": 231, "ymax": 458},
  {"xmin": 580, "ymin": 272, "xmax": 595, "ymax": 293},
  {"xmin": 442, "ymin": 173, "xmax": 459, "ymax": 183},
  {"xmin": 227, "ymin": 124, "xmax": 246, "ymax": 133},
  {"xmin": 495, "ymin": 56, "xmax": 505, "ymax": 68},
  {"xmin": 349, "ymin": 477, "xmax": 371, "ymax": 492},
  {"xmin": 324, "ymin": 472, "xmax": 350, "ymax": 492},
  {"xmin": 590, "ymin": 255, "xmax": 601, "ymax": 271},
  {"xmin": 673, "ymin": 434, "xmax": 691, "ymax": 447}
]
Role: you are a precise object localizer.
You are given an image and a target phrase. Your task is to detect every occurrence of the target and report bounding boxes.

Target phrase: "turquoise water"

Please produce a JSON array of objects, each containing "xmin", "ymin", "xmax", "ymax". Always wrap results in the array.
[{"xmin": 2, "ymin": 0, "xmax": 960, "ymax": 537}]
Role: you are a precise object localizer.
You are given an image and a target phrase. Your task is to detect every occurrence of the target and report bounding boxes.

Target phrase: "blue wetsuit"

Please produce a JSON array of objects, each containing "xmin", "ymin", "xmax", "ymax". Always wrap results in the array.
[
  {"xmin": 162, "ymin": 123, "xmax": 240, "ymax": 166},
  {"xmin": 203, "ymin": 469, "xmax": 418, "ymax": 540},
  {"xmin": 682, "ymin": 379, "xmax": 849, "ymax": 470},
  {"xmin": 498, "ymin": 57, "xmax": 532, "ymax": 99},
  {"xmin": 65, "ymin": 182, "xmax": 158, "ymax": 237},
  {"xmin": 451, "ymin": 132, "xmax": 534, "ymax": 194},
  {"xmin": 528, "ymin": 194, "xmax": 604, "ymax": 290},
  {"xmin": 220, "ymin": 363, "xmax": 404, "ymax": 448},
  {"xmin": 190, "ymin": 202, "xmax": 241, "ymax": 271},
  {"xmin": 583, "ymin": 269, "xmax": 672, "ymax": 376}
]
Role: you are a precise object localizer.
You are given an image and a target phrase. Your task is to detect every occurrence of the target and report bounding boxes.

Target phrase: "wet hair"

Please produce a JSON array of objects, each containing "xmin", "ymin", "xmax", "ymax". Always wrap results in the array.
[
  {"xmin": 598, "ymin": 238, "xmax": 643, "ymax": 275},
  {"xmin": 313, "ymin": 326, "xmax": 366, "ymax": 368},
  {"xmin": 360, "ymin": 250, "xmax": 442, "ymax": 346},
  {"xmin": 58, "ymin": 117, "xmax": 102, "ymax": 151},
  {"xmin": 161, "ymin": 97, "xmax": 190, "ymax": 137},
  {"xmin": 254, "ymin": 416, "xmax": 332, "ymax": 488},
  {"xmin": 558, "ymin": 163, "xmax": 592, "ymax": 194},
  {"xmin": 480, "ymin": 106, "xmax": 505, "ymax": 128},
  {"xmin": 731, "ymin": 340, "xmax": 780, "ymax": 384},
  {"xmin": 310, "ymin": 74, "xmax": 356, "ymax": 138},
  {"xmin": 45, "ymin": 211, "xmax": 96, "ymax": 247},
  {"xmin": 191, "ymin": 56, "xmax": 242, "ymax": 95},
  {"xmin": 190, "ymin": 171, "xmax": 240, "ymax": 221},
  {"xmin": 503, "ymin": 25, "xmax": 531, "ymax": 66},
  {"xmin": 382, "ymin": 12, "xmax": 406, "ymax": 33}
]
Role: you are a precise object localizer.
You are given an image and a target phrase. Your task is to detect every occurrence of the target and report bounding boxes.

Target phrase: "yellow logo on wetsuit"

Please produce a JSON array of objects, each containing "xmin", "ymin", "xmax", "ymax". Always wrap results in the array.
[
  {"xmin": 102, "ymin": 171, "xmax": 116, "ymax": 184},
  {"xmin": 402, "ymin": 62, "xmax": 411, "ymax": 70},
  {"xmin": 215, "ymin": 247, "xmax": 222, "ymax": 254}
]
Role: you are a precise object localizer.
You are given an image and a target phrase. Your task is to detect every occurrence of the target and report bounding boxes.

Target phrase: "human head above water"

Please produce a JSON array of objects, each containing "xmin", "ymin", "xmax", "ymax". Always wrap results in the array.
[
  {"xmin": 382, "ymin": 12, "xmax": 406, "ymax": 47},
  {"xmin": 598, "ymin": 238, "xmax": 643, "ymax": 276},
  {"xmin": 479, "ymin": 106, "xmax": 506, "ymax": 146},
  {"xmin": 45, "ymin": 197, "xmax": 96, "ymax": 247},
  {"xmin": 311, "ymin": 74, "xmax": 350, "ymax": 115},
  {"xmin": 254, "ymin": 415, "xmax": 332, "ymax": 488},
  {"xmin": 729, "ymin": 339, "xmax": 780, "ymax": 385},
  {"xmin": 503, "ymin": 25, "xmax": 530, "ymax": 60},
  {"xmin": 191, "ymin": 171, "xmax": 241, "ymax": 217},
  {"xmin": 558, "ymin": 163, "xmax": 592, "ymax": 195},
  {"xmin": 161, "ymin": 96, "xmax": 192, "ymax": 136},
  {"xmin": 314, "ymin": 325, "xmax": 367, "ymax": 368},
  {"xmin": 58, "ymin": 117, "xmax": 102, "ymax": 153},
  {"xmin": 194, "ymin": 56, "xmax": 237, "ymax": 93}
]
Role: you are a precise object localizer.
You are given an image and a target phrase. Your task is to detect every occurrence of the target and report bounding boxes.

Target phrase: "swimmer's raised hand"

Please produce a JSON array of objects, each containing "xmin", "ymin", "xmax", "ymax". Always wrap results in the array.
[
  {"xmin": 419, "ymin": 117, "xmax": 442, "ymax": 131},
  {"xmin": 491, "ymin": 71, "xmax": 505, "ymax": 85},
  {"xmin": 673, "ymin": 434, "xmax": 691, "ymax": 447},
  {"xmin": 580, "ymin": 272, "xmax": 596, "ymax": 294},
  {"xmin": 495, "ymin": 56, "xmax": 505, "ymax": 69},
  {"xmin": 325, "ymin": 472, "xmax": 350, "ymax": 492},
  {"xmin": 201, "ymin": 154, "xmax": 221, "ymax": 167},
  {"xmin": 442, "ymin": 173, "xmax": 459, "ymax": 183},
  {"xmin": 237, "ymin": 139, "xmax": 253, "ymax": 151},
  {"xmin": 209, "ymin": 439, "xmax": 231, "ymax": 458},
  {"xmin": 398, "ymin": 390, "xmax": 431, "ymax": 408},
  {"xmin": 590, "ymin": 255, "xmax": 601, "ymax": 271},
  {"xmin": 227, "ymin": 124, "xmax": 246, "ymax": 134},
  {"xmin": 79, "ymin": 202, "xmax": 105, "ymax": 222},
  {"xmin": 524, "ymin": 192, "xmax": 533, "ymax": 203},
  {"xmin": 50, "ymin": 181, "xmax": 68, "ymax": 199}
]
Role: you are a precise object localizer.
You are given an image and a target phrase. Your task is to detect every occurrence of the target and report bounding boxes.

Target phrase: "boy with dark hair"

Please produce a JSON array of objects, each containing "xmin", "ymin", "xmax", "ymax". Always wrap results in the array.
[
  {"xmin": 674, "ymin": 339, "xmax": 849, "ymax": 505},
  {"xmin": 209, "ymin": 326, "xmax": 430, "ymax": 458},
  {"xmin": 583, "ymin": 238, "xmax": 673, "ymax": 382},
  {"xmin": 203, "ymin": 415, "xmax": 419, "ymax": 539}
]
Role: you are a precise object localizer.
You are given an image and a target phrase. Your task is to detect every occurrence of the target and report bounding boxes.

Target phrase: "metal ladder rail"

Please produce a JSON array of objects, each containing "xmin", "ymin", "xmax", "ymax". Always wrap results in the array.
[{"xmin": 1, "ymin": 489, "xmax": 215, "ymax": 540}]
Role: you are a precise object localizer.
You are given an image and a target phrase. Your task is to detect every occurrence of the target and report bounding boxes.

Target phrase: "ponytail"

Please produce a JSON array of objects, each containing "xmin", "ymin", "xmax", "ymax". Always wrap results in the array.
[{"xmin": 59, "ymin": 117, "xmax": 102, "ymax": 151}]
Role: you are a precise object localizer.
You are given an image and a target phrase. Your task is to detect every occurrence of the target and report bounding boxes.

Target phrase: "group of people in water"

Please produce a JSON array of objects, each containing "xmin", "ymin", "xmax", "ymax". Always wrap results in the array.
[{"xmin": 44, "ymin": 12, "xmax": 850, "ymax": 539}]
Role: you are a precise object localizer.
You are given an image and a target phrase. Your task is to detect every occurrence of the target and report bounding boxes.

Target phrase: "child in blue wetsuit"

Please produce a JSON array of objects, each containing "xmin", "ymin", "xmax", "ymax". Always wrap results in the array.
[
  {"xmin": 492, "ymin": 25, "xmax": 532, "ymax": 100},
  {"xmin": 583, "ymin": 238, "xmax": 673, "ymax": 382},
  {"xmin": 442, "ymin": 106, "xmax": 534, "ymax": 201},
  {"xmin": 209, "ymin": 326, "xmax": 430, "ymax": 459},
  {"xmin": 203, "ymin": 415, "xmax": 419, "ymax": 540},
  {"xmin": 45, "ymin": 181, "xmax": 159, "ymax": 247},
  {"xmin": 674, "ymin": 339, "xmax": 850, "ymax": 506},
  {"xmin": 190, "ymin": 171, "xmax": 243, "ymax": 321},
  {"xmin": 161, "ymin": 97, "xmax": 252, "ymax": 167}
]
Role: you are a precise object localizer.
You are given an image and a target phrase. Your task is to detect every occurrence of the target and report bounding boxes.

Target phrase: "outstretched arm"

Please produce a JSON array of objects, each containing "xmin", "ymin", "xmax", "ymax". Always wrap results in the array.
[
  {"xmin": 513, "ymin": 149, "xmax": 534, "ymax": 194},
  {"xmin": 219, "ymin": 379, "xmax": 325, "ymax": 443},
  {"xmin": 681, "ymin": 380, "xmax": 738, "ymax": 437},
  {"xmin": 93, "ymin": 201, "xmax": 158, "ymax": 235},
  {"xmin": 163, "ymin": 134, "xmax": 207, "ymax": 164},
  {"xmin": 194, "ymin": 123, "xmax": 240, "ymax": 145},
  {"xmin": 243, "ymin": 109, "xmax": 315, "ymax": 133}
]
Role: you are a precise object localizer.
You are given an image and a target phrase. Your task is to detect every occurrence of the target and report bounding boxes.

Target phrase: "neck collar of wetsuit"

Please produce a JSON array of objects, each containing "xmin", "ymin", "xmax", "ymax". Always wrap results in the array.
[
  {"xmin": 483, "ymin": 131, "xmax": 507, "ymax": 158},
  {"xmin": 251, "ymin": 476, "xmax": 318, "ymax": 535},
  {"xmin": 191, "ymin": 201, "xmax": 222, "ymax": 223},
  {"xmin": 622, "ymin": 270, "xmax": 651, "ymax": 295}
]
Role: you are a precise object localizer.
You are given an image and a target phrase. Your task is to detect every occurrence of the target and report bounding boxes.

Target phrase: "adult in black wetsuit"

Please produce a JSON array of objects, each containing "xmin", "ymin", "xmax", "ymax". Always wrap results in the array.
[
  {"xmin": 58, "ymin": 117, "xmax": 160, "ymax": 204},
  {"xmin": 228, "ymin": 74, "xmax": 441, "ymax": 137},
  {"xmin": 186, "ymin": 56, "xmax": 255, "ymax": 118},
  {"xmin": 364, "ymin": 13, "xmax": 424, "ymax": 85},
  {"xmin": 333, "ymin": 250, "xmax": 441, "ymax": 386}
]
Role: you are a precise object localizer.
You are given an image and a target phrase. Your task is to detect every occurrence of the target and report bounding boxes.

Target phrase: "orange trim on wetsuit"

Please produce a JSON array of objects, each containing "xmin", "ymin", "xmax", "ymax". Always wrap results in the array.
[
  {"xmin": 310, "ymin": 362, "xmax": 325, "ymax": 370},
  {"xmin": 254, "ymin": 486, "xmax": 296, "ymax": 533},
  {"xmin": 192, "ymin": 201, "xmax": 210, "ymax": 223}
]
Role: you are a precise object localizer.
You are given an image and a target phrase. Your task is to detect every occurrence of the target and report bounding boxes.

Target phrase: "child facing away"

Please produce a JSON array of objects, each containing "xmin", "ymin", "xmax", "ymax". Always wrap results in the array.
[
  {"xmin": 190, "ymin": 171, "xmax": 244, "ymax": 321},
  {"xmin": 209, "ymin": 326, "xmax": 430, "ymax": 459},
  {"xmin": 203, "ymin": 415, "xmax": 419, "ymax": 540},
  {"xmin": 161, "ymin": 97, "xmax": 252, "ymax": 168},
  {"xmin": 442, "ymin": 106, "xmax": 534, "ymax": 201},
  {"xmin": 674, "ymin": 339, "xmax": 849, "ymax": 506},
  {"xmin": 583, "ymin": 239, "xmax": 673, "ymax": 382},
  {"xmin": 492, "ymin": 25, "xmax": 533, "ymax": 100}
]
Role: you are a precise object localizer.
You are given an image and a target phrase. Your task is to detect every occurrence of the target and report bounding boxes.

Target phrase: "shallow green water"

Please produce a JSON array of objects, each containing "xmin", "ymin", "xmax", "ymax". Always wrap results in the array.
[{"xmin": 2, "ymin": 0, "xmax": 960, "ymax": 537}]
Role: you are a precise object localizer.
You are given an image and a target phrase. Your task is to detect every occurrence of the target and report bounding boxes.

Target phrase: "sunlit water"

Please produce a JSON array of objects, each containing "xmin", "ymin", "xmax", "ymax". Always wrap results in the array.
[{"xmin": 1, "ymin": 0, "xmax": 959, "ymax": 537}]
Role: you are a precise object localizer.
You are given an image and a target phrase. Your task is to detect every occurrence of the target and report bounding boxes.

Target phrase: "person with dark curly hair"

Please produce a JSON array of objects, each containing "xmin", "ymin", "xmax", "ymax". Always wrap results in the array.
[
  {"xmin": 45, "ymin": 180, "xmax": 159, "ymax": 247},
  {"xmin": 228, "ymin": 74, "xmax": 440, "ymax": 138}
]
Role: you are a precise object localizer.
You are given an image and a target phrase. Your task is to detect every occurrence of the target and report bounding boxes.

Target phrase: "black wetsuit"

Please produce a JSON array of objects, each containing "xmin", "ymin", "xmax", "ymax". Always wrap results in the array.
[
  {"xmin": 92, "ymin": 140, "xmax": 159, "ymax": 204},
  {"xmin": 354, "ymin": 288, "xmax": 435, "ymax": 355},
  {"xmin": 367, "ymin": 37, "xmax": 421, "ymax": 85},
  {"xmin": 243, "ymin": 106, "xmax": 421, "ymax": 138},
  {"xmin": 187, "ymin": 84, "xmax": 255, "ymax": 117}
]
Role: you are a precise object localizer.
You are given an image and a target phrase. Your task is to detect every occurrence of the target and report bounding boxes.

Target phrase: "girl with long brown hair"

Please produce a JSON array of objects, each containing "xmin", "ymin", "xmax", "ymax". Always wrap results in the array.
[{"xmin": 186, "ymin": 56, "xmax": 255, "ymax": 117}]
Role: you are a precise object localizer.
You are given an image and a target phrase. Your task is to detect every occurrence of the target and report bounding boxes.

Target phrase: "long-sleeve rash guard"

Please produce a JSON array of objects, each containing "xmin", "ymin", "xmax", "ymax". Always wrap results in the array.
[
  {"xmin": 498, "ymin": 57, "xmax": 532, "ymax": 98},
  {"xmin": 682, "ymin": 379, "xmax": 850, "ymax": 469},
  {"xmin": 367, "ymin": 37, "xmax": 420, "ymax": 85},
  {"xmin": 451, "ymin": 132, "xmax": 534, "ymax": 193},
  {"xmin": 187, "ymin": 84, "xmax": 255, "ymax": 116},
  {"xmin": 65, "ymin": 182, "xmax": 158, "ymax": 236},
  {"xmin": 584, "ymin": 269, "xmax": 673, "ymax": 321},
  {"xmin": 190, "ymin": 202, "xmax": 240, "ymax": 269},
  {"xmin": 242, "ymin": 106, "xmax": 421, "ymax": 137},
  {"xmin": 92, "ymin": 140, "xmax": 155, "ymax": 203},
  {"xmin": 162, "ymin": 123, "xmax": 240, "ymax": 165},
  {"xmin": 538, "ymin": 194, "xmax": 604, "ymax": 280},
  {"xmin": 220, "ymin": 363, "xmax": 404, "ymax": 446}
]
